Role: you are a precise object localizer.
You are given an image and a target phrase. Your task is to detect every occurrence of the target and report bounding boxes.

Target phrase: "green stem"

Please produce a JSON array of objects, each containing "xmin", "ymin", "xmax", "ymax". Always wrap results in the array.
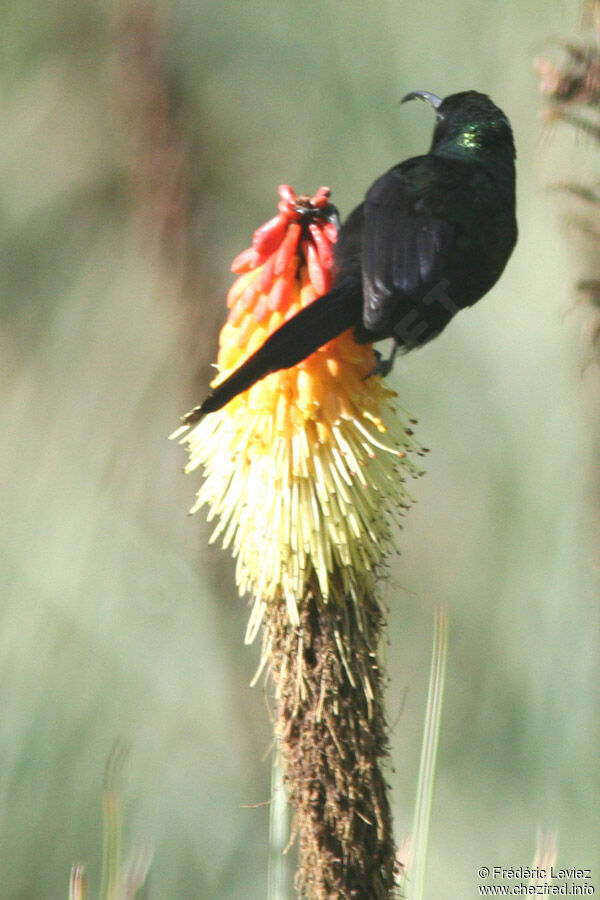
[{"xmin": 267, "ymin": 747, "xmax": 291, "ymax": 900}]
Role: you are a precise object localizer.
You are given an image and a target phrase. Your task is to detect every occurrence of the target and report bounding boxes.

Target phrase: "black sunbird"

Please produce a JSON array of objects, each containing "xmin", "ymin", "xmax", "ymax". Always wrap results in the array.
[{"xmin": 184, "ymin": 90, "xmax": 517, "ymax": 424}]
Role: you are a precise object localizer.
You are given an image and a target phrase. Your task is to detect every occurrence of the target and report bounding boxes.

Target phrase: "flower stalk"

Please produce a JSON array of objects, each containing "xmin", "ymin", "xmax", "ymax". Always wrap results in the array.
[{"xmin": 270, "ymin": 573, "xmax": 396, "ymax": 897}]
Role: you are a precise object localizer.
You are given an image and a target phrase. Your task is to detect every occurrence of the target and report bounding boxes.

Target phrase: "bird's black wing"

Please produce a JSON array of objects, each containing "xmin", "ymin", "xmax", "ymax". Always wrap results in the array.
[{"xmin": 361, "ymin": 156, "xmax": 458, "ymax": 338}]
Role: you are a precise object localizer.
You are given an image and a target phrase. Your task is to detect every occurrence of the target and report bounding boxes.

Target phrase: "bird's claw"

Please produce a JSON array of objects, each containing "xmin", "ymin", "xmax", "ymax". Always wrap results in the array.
[
  {"xmin": 372, "ymin": 354, "xmax": 395, "ymax": 378},
  {"xmin": 363, "ymin": 344, "xmax": 398, "ymax": 379}
]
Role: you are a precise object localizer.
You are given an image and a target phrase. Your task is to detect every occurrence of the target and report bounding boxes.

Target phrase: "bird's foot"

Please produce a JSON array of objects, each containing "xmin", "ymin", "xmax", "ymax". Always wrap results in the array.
[{"xmin": 365, "ymin": 343, "xmax": 398, "ymax": 379}]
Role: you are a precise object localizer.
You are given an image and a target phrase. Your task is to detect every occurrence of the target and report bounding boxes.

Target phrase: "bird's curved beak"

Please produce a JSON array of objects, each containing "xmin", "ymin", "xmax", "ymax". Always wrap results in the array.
[{"xmin": 401, "ymin": 90, "xmax": 443, "ymax": 111}]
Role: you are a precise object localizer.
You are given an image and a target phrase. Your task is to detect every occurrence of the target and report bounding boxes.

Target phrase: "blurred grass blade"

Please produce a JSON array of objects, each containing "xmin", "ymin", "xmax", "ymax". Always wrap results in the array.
[
  {"xmin": 70, "ymin": 744, "xmax": 152, "ymax": 899},
  {"xmin": 407, "ymin": 606, "xmax": 449, "ymax": 900},
  {"xmin": 69, "ymin": 864, "xmax": 88, "ymax": 900},
  {"xmin": 100, "ymin": 744, "xmax": 128, "ymax": 899},
  {"xmin": 267, "ymin": 747, "xmax": 290, "ymax": 900}
]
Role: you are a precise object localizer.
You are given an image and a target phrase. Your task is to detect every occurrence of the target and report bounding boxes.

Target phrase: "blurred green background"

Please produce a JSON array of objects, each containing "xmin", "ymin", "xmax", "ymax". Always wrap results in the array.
[{"xmin": 2, "ymin": 1, "xmax": 599, "ymax": 897}]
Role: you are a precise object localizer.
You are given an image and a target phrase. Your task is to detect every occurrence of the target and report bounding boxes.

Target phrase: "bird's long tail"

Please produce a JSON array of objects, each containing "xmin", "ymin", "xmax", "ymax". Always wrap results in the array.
[{"xmin": 182, "ymin": 277, "xmax": 362, "ymax": 424}]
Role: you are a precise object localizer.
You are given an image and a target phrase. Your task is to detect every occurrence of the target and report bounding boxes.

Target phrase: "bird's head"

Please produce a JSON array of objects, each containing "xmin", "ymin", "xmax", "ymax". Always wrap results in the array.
[{"xmin": 402, "ymin": 89, "xmax": 515, "ymax": 162}]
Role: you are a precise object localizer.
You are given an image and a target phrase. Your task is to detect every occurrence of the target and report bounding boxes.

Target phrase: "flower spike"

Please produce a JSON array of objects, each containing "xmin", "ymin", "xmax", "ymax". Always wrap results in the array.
[{"xmin": 173, "ymin": 185, "xmax": 424, "ymax": 635}]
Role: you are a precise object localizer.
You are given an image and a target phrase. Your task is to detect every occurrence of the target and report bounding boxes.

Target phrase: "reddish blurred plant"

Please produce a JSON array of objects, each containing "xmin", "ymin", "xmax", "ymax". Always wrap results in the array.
[{"xmin": 535, "ymin": 0, "xmax": 600, "ymax": 347}]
